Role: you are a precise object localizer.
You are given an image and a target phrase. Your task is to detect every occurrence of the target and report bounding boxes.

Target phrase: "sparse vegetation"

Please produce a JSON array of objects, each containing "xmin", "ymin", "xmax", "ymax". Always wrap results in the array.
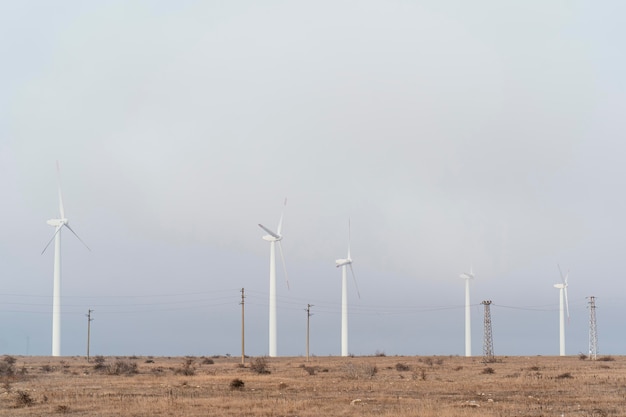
[
  {"xmin": 597, "ymin": 355, "xmax": 615, "ymax": 362},
  {"xmin": 0, "ymin": 355, "xmax": 621, "ymax": 416},
  {"xmin": 481, "ymin": 367, "xmax": 495, "ymax": 374}
]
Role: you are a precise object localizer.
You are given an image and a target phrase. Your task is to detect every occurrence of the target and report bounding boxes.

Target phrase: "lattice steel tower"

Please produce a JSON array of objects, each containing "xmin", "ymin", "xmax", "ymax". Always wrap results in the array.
[
  {"xmin": 588, "ymin": 296, "xmax": 598, "ymax": 360},
  {"xmin": 481, "ymin": 300, "xmax": 494, "ymax": 362}
]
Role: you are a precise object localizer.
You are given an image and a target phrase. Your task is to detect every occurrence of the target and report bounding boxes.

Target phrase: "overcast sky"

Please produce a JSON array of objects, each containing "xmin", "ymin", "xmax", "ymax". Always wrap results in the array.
[{"xmin": 1, "ymin": 1, "xmax": 625, "ymax": 357}]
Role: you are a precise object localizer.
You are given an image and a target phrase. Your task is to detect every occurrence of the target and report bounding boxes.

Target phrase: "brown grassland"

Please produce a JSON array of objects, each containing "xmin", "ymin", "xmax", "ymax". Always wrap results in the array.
[{"xmin": 0, "ymin": 354, "xmax": 623, "ymax": 416}]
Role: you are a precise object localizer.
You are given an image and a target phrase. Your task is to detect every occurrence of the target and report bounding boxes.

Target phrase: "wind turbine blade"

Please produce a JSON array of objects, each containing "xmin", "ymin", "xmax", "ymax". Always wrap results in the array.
[
  {"xmin": 277, "ymin": 241, "xmax": 289, "ymax": 290},
  {"xmin": 41, "ymin": 227, "xmax": 62, "ymax": 255},
  {"xmin": 277, "ymin": 198, "xmax": 287, "ymax": 235},
  {"xmin": 64, "ymin": 223, "xmax": 91, "ymax": 251},
  {"xmin": 56, "ymin": 161, "xmax": 65, "ymax": 219},
  {"xmin": 258, "ymin": 224, "xmax": 280, "ymax": 239},
  {"xmin": 557, "ymin": 264, "xmax": 565, "ymax": 282},
  {"xmin": 347, "ymin": 218, "xmax": 351, "ymax": 259},
  {"xmin": 349, "ymin": 264, "xmax": 361, "ymax": 299}
]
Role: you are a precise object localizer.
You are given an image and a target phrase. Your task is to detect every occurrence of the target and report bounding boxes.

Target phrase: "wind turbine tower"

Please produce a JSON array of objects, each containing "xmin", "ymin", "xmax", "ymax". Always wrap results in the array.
[
  {"xmin": 335, "ymin": 219, "xmax": 360, "ymax": 357},
  {"xmin": 460, "ymin": 268, "xmax": 474, "ymax": 357},
  {"xmin": 42, "ymin": 162, "xmax": 90, "ymax": 356},
  {"xmin": 554, "ymin": 265, "xmax": 570, "ymax": 356},
  {"xmin": 258, "ymin": 199, "xmax": 288, "ymax": 357}
]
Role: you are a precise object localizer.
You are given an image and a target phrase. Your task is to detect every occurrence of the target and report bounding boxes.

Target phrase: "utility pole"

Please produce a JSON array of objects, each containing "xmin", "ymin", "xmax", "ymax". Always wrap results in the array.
[
  {"xmin": 481, "ymin": 300, "xmax": 494, "ymax": 363},
  {"xmin": 240, "ymin": 288, "xmax": 245, "ymax": 365},
  {"xmin": 86, "ymin": 309, "xmax": 94, "ymax": 362},
  {"xmin": 306, "ymin": 304, "xmax": 313, "ymax": 362},
  {"xmin": 588, "ymin": 296, "xmax": 598, "ymax": 360}
]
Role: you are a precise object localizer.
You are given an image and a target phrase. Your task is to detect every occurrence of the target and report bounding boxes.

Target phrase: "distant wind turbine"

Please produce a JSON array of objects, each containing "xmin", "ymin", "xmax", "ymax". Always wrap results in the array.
[
  {"xmin": 460, "ymin": 267, "xmax": 474, "ymax": 357},
  {"xmin": 335, "ymin": 219, "xmax": 360, "ymax": 357},
  {"xmin": 258, "ymin": 199, "xmax": 289, "ymax": 357},
  {"xmin": 41, "ymin": 162, "xmax": 90, "ymax": 356},
  {"xmin": 554, "ymin": 265, "xmax": 570, "ymax": 356}
]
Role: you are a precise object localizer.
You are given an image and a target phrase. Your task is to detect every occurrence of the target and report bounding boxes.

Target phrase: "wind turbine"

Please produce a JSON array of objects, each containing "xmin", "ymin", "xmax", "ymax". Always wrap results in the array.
[
  {"xmin": 460, "ymin": 267, "xmax": 474, "ymax": 357},
  {"xmin": 554, "ymin": 265, "xmax": 570, "ymax": 356},
  {"xmin": 335, "ymin": 219, "xmax": 360, "ymax": 357},
  {"xmin": 258, "ymin": 199, "xmax": 289, "ymax": 357},
  {"xmin": 41, "ymin": 162, "xmax": 90, "ymax": 356}
]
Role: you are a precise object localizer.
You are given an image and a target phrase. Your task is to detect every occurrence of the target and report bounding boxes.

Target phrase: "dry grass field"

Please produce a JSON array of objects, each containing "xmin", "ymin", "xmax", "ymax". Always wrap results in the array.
[{"xmin": 0, "ymin": 354, "xmax": 623, "ymax": 416}]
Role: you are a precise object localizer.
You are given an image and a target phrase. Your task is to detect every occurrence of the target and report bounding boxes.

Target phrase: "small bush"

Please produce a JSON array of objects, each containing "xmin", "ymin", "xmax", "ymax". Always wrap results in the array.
[
  {"xmin": 41, "ymin": 364, "xmax": 54, "ymax": 373},
  {"xmin": 93, "ymin": 356, "xmax": 106, "ymax": 371},
  {"xmin": 0, "ymin": 356, "xmax": 15, "ymax": 377},
  {"xmin": 303, "ymin": 366, "xmax": 316, "ymax": 375},
  {"xmin": 578, "ymin": 353, "xmax": 588, "ymax": 360},
  {"xmin": 250, "ymin": 357, "xmax": 270, "ymax": 374},
  {"xmin": 557, "ymin": 372, "xmax": 573, "ymax": 379},
  {"xmin": 14, "ymin": 390, "xmax": 34, "ymax": 407},
  {"xmin": 395, "ymin": 363, "xmax": 410, "ymax": 372},
  {"xmin": 597, "ymin": 356, "xmax": 615, "ymax": 362},
  {"xmin": 230, "ymin": 378, "xmax": 245, "ymax": 390},
  {"xmin": 482, "ymin": 367, "xmax": 495, "ymax": 374},
  {"xmin": 175, "ymin": 359, "xmax": 196, "ymax": 376},
  {"xmin": 374, "ymin": 350, "xmax": 386, "ymax": 357},
  {"xmin": 202, "ymin": 358, "xmax": 214, "ymax": 365},
  {"xmin": 343, "ymin": 363, "xmax": 377, "ymax": 380},
  {"xmin": 412, "ymin": 368, "xmax": 427, "ymax": 381},
  {"xmin": 106, "ymin": 360, "xmax": 138, "ymax": 376},
  {"xmin": 56, "ymin": 404, "xmax": 70, "ymax": 414},
  {"xmin": 145, "ymin": 359, "xmax": 155, "ymax": 364}
]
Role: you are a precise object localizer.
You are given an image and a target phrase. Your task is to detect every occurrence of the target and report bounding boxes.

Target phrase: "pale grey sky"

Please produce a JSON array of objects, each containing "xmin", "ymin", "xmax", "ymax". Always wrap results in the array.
[{"xmin": 1, "ymin": 1, "xmax": 625, "ymax": 356}]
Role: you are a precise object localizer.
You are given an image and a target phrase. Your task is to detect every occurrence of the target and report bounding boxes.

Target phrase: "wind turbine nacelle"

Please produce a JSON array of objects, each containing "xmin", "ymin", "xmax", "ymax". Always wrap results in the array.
[
  {"xmin": 460, "ymin": 273, "xmax": 474, "ymax": 279},
  {"xmin": 335, "ymin": 259, "xmax": 352, "ymax": 267},
  {"xmin": 262, "ymin": 235, "xmax": 281, "ymax": 242},
  {"xmin": 554, "ymin": 283, "xmax": 565, "ymax": 289},
  {"xmin": 47, "ymin": 219, "xmax": 66, "ymax": 227}
]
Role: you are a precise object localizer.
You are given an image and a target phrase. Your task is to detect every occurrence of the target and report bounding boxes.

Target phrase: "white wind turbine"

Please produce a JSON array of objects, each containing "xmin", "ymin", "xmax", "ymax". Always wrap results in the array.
[
  {"xmin": 41, "ymin": 162, "xmax": 90, "ymax": 356},
  {"xmin": 335, "ymin": 219, "xmax": 360, "ymax": 357},
  {"xmin": 554, "ymin": 265, "xmax": 570, "ymax": 356},
  {"xmin": 460, "ymin": 267, "xmax": 474, "ymax": 357},
  {"xmin": 258, "ymin": 199, "xmax": 289, "ymax": 357}
]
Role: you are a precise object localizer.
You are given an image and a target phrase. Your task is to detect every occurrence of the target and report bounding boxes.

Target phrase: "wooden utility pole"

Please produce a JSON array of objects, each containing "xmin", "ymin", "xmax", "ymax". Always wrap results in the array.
[
  {"xmin": 86, "ymin": 309, "xmax": 94, "ymax": 362},
  {"xmin": 240, "ymin": 288, "xmax": 245, "ymax": 365},
  {"xmin": 306, "ymin": 304, "xmax": 313, "ymax": 362}
]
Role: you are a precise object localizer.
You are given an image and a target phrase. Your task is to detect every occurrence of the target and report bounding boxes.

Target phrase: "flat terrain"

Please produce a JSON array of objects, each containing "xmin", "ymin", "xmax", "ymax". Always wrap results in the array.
[{"xmin": 0, "ymin": 354, "xmax": 622, "ymax": 416}]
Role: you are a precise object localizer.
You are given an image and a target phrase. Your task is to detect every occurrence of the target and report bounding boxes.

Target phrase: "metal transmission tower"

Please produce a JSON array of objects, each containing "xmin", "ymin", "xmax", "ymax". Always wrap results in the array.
[
  {"xmin": 481, "ymin": 300, "xmax": 494, "ymax": 362},
  {"xmin": 588, "ymin": 296, "xmax": 598, "ymax": 360}
]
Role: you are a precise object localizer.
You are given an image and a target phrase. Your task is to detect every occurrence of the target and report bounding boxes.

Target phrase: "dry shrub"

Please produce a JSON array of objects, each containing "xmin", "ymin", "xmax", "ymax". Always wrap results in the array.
[
  {"xmin": 395, "ymin": 363, "xmax": 410, "ymax": 371},
  {"xmin": 201, "ymin": 358, "xmax": 214, "ymax": 365},
  {"xmin": 578, "ymin": 353, "xmax": 588, "ymax": 360},
  {"xmin": 250, "ymin": 357, "xmax": 270, "ymax": 374},
  {"xmin": 481, "ymin": 367, "xmax": 495, "ymax": 374},
  {"xmin": 14, "ymin": 390, "xmax": 34, "ymax": 407},
  {"xmin": 303, "ymin": 366, "xmax": 316, "ymax": 375},
  {"xmin": 0, "ymin": 356, "xmax": 16, "ymax": 377},
  {"xmin": 343, "ymin": 363, "xmax": 377, "ymax": 380},
  {"xmin": 230, "ymin": 378, "xmax": 244, "ymax": 390},
  {"xmin": 557, "ymin": 372, "xmax": 573, "ymax": 379},
  {"xmin": 93, "ymin": 356, "xmax": 106, "ymax": 371},
  {"xmin": 175, "ymin": 359, "xmax": 196, "ymax": 376},
  {"xmin": 597, "ymin": 356, "xmax": 614, "ymax": 362},
  {"xmin": 56, "ymin": 404, "xmax": 70, "ymax": 414},
  {"xmin": 106, "ymin": 360, "xmax": 138, "ymax": 376}
]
